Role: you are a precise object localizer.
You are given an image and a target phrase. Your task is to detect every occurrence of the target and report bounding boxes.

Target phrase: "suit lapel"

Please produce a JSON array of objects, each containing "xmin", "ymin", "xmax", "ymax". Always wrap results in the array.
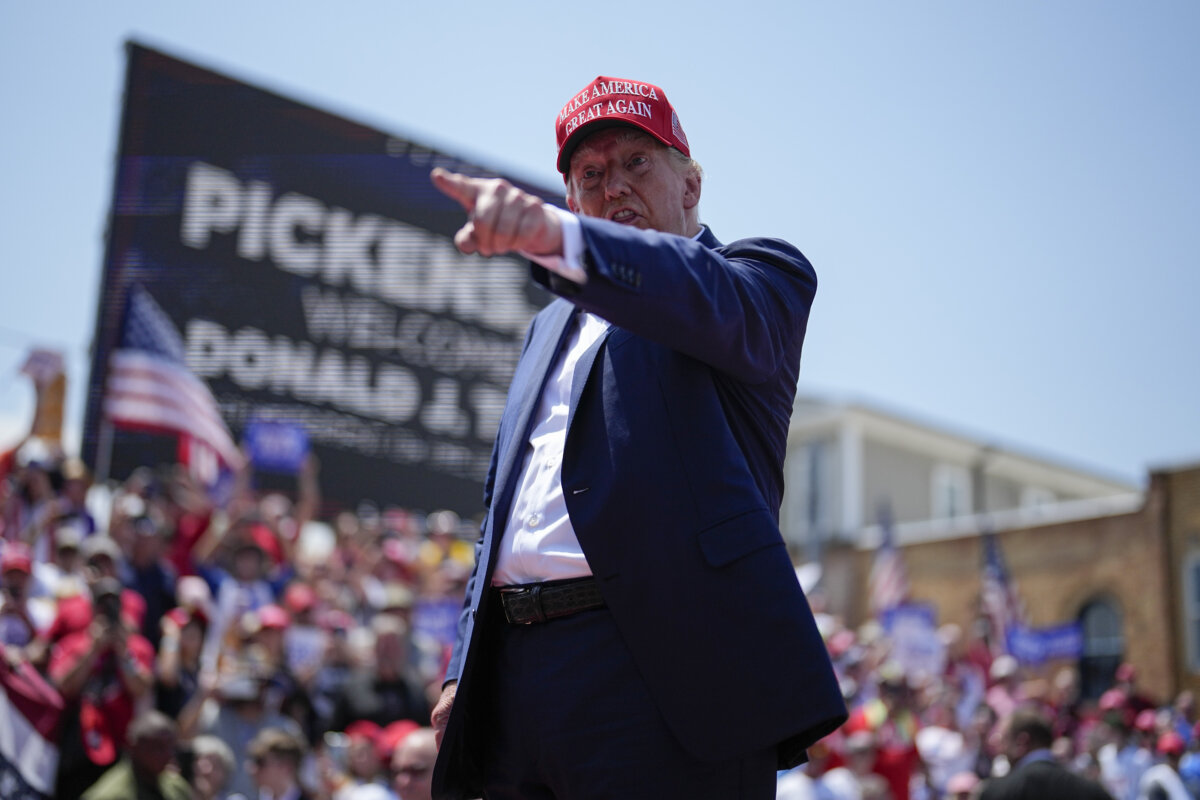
[{"xmin": 566, "ymin": 321, "xmax": 614, "ymax": 433}]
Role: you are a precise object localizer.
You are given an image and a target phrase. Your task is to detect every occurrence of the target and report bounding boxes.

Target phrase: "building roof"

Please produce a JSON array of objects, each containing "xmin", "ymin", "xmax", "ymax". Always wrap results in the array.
[{"xmin": 790, "ymin": 392, "xmax": 1138, "ymax": 497}]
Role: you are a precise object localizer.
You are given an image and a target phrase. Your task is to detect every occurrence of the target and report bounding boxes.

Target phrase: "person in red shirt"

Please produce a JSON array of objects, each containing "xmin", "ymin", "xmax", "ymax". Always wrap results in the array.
[{"xmin": 49, "ymin": 576, "xmax": 155, "ymax": 798}]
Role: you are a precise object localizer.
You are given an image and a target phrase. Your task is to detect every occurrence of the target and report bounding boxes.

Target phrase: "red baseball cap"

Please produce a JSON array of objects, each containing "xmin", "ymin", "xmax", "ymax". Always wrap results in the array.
[
  {"xmin": 283, "ymin": 582, "xmax": 317, "ymax": 614},
  {"xmin": 376, "ymin": 719, "xmax": 420, "ymax": 761},
  {"xmin": 345, "ymin": 719, "xmax": 382, "ymax": 743},
  {"xmin": 556, "ymin": 76, "xmax": 690, "ymax": 175},
  {"xmin": 256, "ymin": 604, "xmax": 291, "ymax": 630},
  {"xmin": 1, "ymin": 543, "xmax": 32, "ymax": 574},
  {"xmin": 243, "ymin": 524, "xmax": 283, "ymax": 565},
  {"xmin": 1158, "ymin": 731, "xmax": 1186, "ymax": 756}
]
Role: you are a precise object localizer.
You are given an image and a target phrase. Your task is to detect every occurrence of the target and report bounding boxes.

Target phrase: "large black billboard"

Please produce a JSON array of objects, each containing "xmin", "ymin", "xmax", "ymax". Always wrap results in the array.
[{"xmin": 83, "ymin": 43, "xmax": 561, "ymax": 516}]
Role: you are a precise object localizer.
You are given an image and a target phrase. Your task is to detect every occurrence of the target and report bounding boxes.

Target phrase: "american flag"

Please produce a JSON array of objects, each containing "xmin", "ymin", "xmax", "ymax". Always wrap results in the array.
[
  {"xmin": 104, "ymin": 285, "xmax": 242, "ymax": 469},
  {"xmin": 0, "ymin": 655, "xmax": 63, "ymax": 799},
  {"xmin": 980, "ymin": 527, "xmax": 1025, "ymax": 655},
  {"xmin": 869, "ymin": 501, "xmax": 909, "ymax": 616}
]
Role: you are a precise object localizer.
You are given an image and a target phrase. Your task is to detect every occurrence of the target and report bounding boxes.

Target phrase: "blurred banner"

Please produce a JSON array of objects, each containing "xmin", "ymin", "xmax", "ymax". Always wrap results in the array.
[
  {"xmin": 21, "ymin": 349, "xmax": 65, "ymax": 444},
  {"xmin": 1007, "ymin": 621, "xmax": 1084, "ymax": 666},
  {"xmin": 83, "ymin": 43, "xmax": 561, "ymax": 515},
  {"xmin": 881, "ymin": 603, "xmax": 946, "ymax": 683}
]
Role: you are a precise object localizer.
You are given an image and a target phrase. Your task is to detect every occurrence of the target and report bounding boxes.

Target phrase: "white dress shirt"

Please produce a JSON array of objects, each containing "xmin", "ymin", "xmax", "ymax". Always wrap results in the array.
[
  {"xmin": 492, "ymin": 208, "xmax": 595, "ymax": 586},
  {"xmin": 492, "ymin": 209, "xmax": 705, "ymax": 586}
]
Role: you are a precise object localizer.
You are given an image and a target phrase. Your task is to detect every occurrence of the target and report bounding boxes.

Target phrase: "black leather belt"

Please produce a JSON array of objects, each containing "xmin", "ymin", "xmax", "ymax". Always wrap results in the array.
[{"xmin": 496, "ymin": 577, "xmax": 605, "ymax": 624}]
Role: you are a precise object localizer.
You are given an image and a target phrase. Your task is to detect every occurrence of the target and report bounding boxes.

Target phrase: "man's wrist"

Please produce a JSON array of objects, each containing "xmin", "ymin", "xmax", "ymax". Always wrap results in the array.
[{"xmin": 522, "ymin": 206, "xmax": 587, "ymax": 285}]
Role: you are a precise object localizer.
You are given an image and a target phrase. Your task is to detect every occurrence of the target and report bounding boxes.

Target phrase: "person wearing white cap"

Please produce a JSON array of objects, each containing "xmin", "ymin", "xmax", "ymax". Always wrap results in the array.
[{"xmin": 428, "ymin": 76, "xmax": 845, "ymax": 798}]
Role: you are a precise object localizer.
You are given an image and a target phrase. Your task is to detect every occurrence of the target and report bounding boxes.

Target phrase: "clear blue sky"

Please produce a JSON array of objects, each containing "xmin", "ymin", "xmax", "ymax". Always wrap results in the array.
[{"xmin": 2, "ymin": 2, "xmax": 1197, "ymax": 486}]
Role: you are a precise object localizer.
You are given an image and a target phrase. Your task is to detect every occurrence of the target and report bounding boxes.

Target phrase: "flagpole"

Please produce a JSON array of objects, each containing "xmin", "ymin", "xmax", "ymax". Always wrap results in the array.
[{"xmin": 94, "ymin": 418, "xmax": 115, "ymax": 486}]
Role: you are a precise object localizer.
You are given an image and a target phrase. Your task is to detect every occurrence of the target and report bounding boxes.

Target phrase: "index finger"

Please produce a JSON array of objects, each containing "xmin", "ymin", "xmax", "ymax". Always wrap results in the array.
[{"xmin": 431, "ymin": 168, "xmax": 479, "ymax": 213}]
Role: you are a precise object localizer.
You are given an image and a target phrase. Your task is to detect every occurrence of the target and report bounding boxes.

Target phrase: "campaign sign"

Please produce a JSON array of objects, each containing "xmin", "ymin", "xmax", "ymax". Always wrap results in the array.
[
  {"xmin": 83, "ymin": 43, "xmax": 562, "ymax": 515},
  {"xmin": 882, "ymin": 603, "xmax": 946, "ymax": 682},
  {"xmin": 1007, "ymin": 622, "xmax": 1084, "ymax": 665},
  {"xmin": 244, "ymin": 420, "xmax": 309, "ymax": 474}
]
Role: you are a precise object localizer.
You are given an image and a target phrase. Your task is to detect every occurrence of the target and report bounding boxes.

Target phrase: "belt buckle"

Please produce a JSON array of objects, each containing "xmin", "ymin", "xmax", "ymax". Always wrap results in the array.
[
  {"xmin": 528, "ymin": 584, "xmax": 546, "ymax": 624},
  {"xmin": 501, "ymin": 585, "xmax": 546, "ymax": 625}
]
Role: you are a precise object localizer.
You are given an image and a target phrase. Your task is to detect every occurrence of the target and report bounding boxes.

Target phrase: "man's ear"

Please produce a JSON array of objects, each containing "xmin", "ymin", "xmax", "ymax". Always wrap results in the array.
[
  {"xmin": 566, "ymin": 193, "xmax": 580, "ymax": 214},
  {"xmin": 682, "ymin": 168, "xmax": 701, "ymax": 211}
]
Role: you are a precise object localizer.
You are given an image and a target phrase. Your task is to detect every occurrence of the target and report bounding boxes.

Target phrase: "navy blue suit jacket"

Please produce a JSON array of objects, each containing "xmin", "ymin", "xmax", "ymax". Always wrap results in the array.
[
  {"xmin": 433, "ymin": 218, "xmax": 847, "ymax": 798},
  {"xmin": 980, "ymin": 759, "xmax": 1115, "ymax": 800}
]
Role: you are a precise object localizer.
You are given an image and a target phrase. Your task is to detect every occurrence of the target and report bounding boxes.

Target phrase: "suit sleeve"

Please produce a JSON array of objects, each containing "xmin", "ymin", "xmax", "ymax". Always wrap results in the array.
[{"xmin": 532, "ymin": 216, "xmax": 816, "ymax": 384}]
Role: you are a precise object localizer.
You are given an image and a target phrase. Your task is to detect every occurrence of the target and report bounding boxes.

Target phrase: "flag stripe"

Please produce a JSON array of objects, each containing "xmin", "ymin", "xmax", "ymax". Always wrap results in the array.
[
  {"xmin": 108, "ymin": 352, "xmax": 227, "ymax": 427},
  {"xmin": 0, "ymin": 661, "xmax": 60, "ymax": 795},
  {"xmin": 981, "ymin": 530, "xmax": 1026, "ymax": 657},
  {"xmin": 869, "ymin": 505, "xmax": 909, "ymax": 615},
  {"xmin": 102, "ymin": 288, "xmax": 242, "ymax": 470},
  {"xmin": 105, "ymin": 382, "xmax": 227, "ymax": 441},
  {"xmin": 105, "ymin": 394, "xmax": 238, "ymax": 466}
]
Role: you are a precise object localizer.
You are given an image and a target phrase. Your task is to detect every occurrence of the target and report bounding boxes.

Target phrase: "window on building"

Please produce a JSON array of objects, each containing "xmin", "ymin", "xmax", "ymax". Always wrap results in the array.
[
  {"xmin": 1078, "ymin": 597, "xmax": 1124, "ymax": 700},
  {"xmin": 1184, "ymin": 553, "xmax": 1200, "ymax": 673},
  {"xmin": 931, "ymin": 463, "xmax": 971, "ymax": 519}
]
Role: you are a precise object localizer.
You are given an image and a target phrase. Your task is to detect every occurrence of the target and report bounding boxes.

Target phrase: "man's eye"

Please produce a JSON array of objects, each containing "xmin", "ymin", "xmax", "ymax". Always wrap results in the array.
[
  {"xmin": 582, "ymin": 169, "xmax": 600, "ymax": 180},
  {"xmin": 629, "ymin": 156, "xmax": 647, "ymax": 168}
]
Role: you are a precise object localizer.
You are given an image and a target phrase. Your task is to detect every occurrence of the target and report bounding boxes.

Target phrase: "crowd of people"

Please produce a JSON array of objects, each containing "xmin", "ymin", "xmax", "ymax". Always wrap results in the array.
[
  {"xmin": 780, "ymin": 604, "xmax": 1200, "ymax": 799},
  {"xmin": 2, "ymin": 438, "xmax": 1199, "ymax": 800},
  {"xmin": 0, "ymin": 439, "xmax": 462, "ymax": 800}
]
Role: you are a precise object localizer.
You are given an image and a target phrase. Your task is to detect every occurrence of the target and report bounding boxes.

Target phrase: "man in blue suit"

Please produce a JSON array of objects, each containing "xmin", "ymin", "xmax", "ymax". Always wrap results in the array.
[{"xmin": 428, "ymin": 76, "xmax": 846, "ymax": 799}]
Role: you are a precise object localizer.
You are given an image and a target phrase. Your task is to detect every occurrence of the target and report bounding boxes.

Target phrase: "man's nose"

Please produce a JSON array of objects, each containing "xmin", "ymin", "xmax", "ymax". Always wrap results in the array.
[{"xmin": 603, "ymin": 173, "xmax": 629, "ymax": 199}]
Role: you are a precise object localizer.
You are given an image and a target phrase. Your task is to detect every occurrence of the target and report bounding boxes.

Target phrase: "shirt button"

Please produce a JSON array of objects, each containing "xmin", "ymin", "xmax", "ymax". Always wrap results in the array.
[
  {"xmin": 527, "ymin": 512, "xmax": 542, "ymax": 529},
  {"xmin": 546, "ymin": 455, "xmax": 558, "ymax": 469}
]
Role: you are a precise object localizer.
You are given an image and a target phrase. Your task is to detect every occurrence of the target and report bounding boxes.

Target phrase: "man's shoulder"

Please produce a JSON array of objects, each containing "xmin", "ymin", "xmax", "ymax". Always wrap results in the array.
[
  {"xmin": 159, "ymin": 769, "xmax": 193, "ymax": 800},
  {"xmin": 579, "ymin": 216, "xmax": 806, "ymax": 259},
  {"xmin": 80, "ymin": 758, "xmax": 134, "ymax": 800},
  {"xmin": 714, "ymin": 233, "xmax": 812, "ymax": 273},
  {"xmin": 983, "ymin": 759, "xmax": 1114, "ymax": 800}
]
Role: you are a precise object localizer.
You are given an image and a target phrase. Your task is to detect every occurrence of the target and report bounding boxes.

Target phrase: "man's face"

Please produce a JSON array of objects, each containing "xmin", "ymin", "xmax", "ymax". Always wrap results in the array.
[
  {"xmin": 88, "ymin": 554, "xmax": 118, "ymax": 579},
  {"xmin": 131, "ymin": 730, "xmax": 176, "ymax": 776},
  {"xmin": 347, "ymin": 737, "xmax": 379, "ymax": 778},
  {"xmin": 192, "ymin": 752, "xmax": 229, "ymax": 797},
  {"xmin": 375, "ymin": 631, "xmax": 407, "ymax": 674},
  {"xmin": 390, "ymin": 734, "xmax": 436, "ymax": 800},
  {"xmin": 1001, "ymin": 722, "xmax": 1030, "ymax": 764},
  {"xmin": 132, "ymin": 532, "xmax": 160, "ymax": 567},
  {"xmin": 566, "ymin": 128, "xmax": 699, "ymax": 236},
  {"xmin": 252, "ymin": 752, "xmax": 293, "ymax": 794},
  {"xmin": 56, "ymin": 545, "xmax": 81, "ymax": 570},
  {"xmin": 234, "ymin": 548, "xmax": 263, "ymax": 581},
  {"xmin": 2, "ymin": 569, "xmax": 29, "ymax": 599}
]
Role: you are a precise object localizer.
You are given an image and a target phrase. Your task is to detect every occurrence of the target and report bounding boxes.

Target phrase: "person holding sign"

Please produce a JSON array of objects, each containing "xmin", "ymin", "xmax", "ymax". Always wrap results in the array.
[{"xmin": 428, "ymin": 76, "xmax": 846, "ymax": 799}]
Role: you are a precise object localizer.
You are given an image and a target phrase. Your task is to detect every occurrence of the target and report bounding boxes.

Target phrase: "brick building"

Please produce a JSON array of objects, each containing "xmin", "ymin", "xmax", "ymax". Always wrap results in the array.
[
  {"xmin": 782, "ymin": 395, "xmax": 1200, "ymax": 705},
  {"xmin": 824, "ymin": 463, "xmax": 1198, "ymax": 705}
]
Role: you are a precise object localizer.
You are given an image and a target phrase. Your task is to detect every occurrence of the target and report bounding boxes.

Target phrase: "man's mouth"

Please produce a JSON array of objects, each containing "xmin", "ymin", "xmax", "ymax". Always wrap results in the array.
[{"xmin": 609, "ymin": 209, "xmax": 639, "ymax": 224}]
